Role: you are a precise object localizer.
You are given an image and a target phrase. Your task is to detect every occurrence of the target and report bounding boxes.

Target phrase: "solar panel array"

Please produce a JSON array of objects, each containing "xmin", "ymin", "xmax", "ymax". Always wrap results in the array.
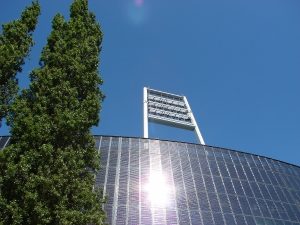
[
  {"xmin": 1, "ymin": 136, "xmax": 300, "ymax": 225},
  {"xmin": 94, "ymin": 136, "xmax": 300, "ymax": 225}
]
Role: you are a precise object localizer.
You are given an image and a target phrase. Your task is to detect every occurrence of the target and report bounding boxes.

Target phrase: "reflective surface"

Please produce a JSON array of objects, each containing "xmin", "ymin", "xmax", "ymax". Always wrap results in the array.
[
  {"xmin": 94, "ymin": 136, "xmax": 300, "ymax": 225},
  {"xmin": 1, "ymin": 136, "xmax": 300, "ymax": 225}
]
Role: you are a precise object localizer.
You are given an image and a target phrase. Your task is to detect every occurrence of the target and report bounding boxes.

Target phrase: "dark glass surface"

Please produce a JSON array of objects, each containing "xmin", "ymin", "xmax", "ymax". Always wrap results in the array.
[
  {"xmin": 0, "ymin": 136, "xmax": 9, "ymax": 149},
  {"xmin": 1, "ymin": 136, "xmax": 300, "ymax": 225}
]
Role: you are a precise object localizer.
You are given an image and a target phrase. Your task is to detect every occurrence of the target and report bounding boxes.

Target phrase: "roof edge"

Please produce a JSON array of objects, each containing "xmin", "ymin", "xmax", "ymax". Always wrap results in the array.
[
  {"xmin": 94, "ymin": 134, "xmax": 300, "ymax": 169},
  {"xmin": 1, "ymin": 134, "xmax": 299, "ymax": 169}
]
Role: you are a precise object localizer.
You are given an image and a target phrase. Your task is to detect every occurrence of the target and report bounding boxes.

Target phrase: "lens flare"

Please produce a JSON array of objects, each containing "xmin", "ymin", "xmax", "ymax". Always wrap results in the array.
[
  {"xmin": 144, "ymin": 171, "xmax": 172, "ymax": 207},
  {"xmin": 134, "ymin": 0, "xmax": 144, "ymax": 7},
  {"xmin": 127, "ymin": 0, "xmax": 147, "ymax": 25}
]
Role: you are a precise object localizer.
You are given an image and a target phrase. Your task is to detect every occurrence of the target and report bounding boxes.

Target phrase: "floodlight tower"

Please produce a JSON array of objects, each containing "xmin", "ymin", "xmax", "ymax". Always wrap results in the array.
[{"xmin": 143, "ymin": 87, "xmax": 205, "ymax": 145}]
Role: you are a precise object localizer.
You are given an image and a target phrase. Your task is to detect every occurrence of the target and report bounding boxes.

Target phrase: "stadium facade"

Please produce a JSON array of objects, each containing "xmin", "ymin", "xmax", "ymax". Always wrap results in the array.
[{"xmin": 1, "ymin": 135, "xmax": 300, "ymax": 225}]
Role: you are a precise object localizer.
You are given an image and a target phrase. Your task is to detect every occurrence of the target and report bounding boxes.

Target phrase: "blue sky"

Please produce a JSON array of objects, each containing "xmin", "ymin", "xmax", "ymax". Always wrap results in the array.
[{"xmin": 1, "ymin": 0, "xmax": 300, "ymax": 166}]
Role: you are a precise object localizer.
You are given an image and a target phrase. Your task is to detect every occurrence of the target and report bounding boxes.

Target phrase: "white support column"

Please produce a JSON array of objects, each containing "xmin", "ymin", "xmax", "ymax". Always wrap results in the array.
[
  {"xmin": 143, "ymin": 87, "xmax": 149, "ymax": 138},
  {"xmin": 183, "ymin": 96, "xmax": 205, "ymax": 145}
]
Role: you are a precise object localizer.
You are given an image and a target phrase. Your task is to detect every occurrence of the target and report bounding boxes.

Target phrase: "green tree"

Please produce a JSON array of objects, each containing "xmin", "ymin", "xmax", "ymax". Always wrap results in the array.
[
  {"xmin": 0, "ymin": 0, "xmax": 106, "ymax": 224},
  {"xmin": 0, "ymin": 1, "xmax": 40, "ymax": 124}
]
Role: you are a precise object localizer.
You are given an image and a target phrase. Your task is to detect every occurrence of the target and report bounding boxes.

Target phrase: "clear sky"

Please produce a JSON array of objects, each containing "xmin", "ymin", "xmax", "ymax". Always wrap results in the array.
[{"xmin": 1, "ymin": 0, "xmax": 300, "ymax": 166}]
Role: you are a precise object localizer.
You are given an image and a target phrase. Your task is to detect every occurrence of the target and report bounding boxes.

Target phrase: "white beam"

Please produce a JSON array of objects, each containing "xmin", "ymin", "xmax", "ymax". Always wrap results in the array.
[
  {"xmin": 143, "ymin": 87, "xmax": 148, "ymax": 138},
  {"xmin": 183, "ymin": 96, "xmax": 205, "ymax": 145}
]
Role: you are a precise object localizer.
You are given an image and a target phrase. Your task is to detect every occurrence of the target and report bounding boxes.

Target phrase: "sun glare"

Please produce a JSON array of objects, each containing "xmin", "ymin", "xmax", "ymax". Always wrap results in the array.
[
  {"xmin": 134, "ymin": 0, "xmax": 144, "ymax": 7},
  {"xmin": 127, "ymin": 0, "xmax": 147, "ymax": 25},
  {"xmin": 144, "ymin": 171, "xmax": 172, "ymax": 207}
]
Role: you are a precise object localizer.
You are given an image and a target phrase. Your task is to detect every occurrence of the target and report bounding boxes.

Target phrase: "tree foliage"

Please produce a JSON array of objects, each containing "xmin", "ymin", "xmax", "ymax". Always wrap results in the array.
[
  {"xmin": 0, "ymin": 0, "xmax": 106, "ymax": 224},
  {"xmin": 0, "ymin": 1, "xmax": 40, "ymax": 123}
]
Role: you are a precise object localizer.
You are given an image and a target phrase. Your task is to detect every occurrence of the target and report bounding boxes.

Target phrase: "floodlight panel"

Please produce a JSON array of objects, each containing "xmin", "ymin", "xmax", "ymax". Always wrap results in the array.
[
  {"xmin": 147, "ymin": 88, "xmax": 194, "ymax": 128},
  {"xmin": 148, "ymin": 114, "xmax": 195, "ymax": 130}
]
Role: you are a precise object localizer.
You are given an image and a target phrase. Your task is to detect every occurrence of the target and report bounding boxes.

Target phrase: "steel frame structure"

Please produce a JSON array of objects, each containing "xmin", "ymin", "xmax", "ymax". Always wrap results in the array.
[{"xmin": 143, "ymin": 87, "xmax": 205, "ymax": 145}]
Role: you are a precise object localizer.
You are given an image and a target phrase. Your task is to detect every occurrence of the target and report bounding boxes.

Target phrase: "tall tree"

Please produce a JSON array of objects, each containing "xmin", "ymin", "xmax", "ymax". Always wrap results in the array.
[
  {"xmin": 0, "ymin": 1, "xmax": 40, "ymax": 124},
  {"xmin": 0, "ymin": 0, "xmax": 106, "ymax": 224}
]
